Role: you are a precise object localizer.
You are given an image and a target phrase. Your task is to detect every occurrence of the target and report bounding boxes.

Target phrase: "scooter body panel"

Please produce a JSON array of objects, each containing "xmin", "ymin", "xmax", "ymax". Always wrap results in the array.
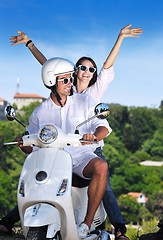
[
  {"xmin": 72, "ymin": 187, "xmax": 106, "ymax": 230},
  {"xmin": 24, "ymin": 203, "xmax": 60, "ymax": 227},
  {"xmin": 18, "ymin": 148, "xmax": 80, "ymax": 240},
  {"xmin": 24, "ymin": 203, "xmax": 61, "ymax": 238},
  {"xmin": 18, "ymin": 146, "xmax": 107, "ymax": 239}
]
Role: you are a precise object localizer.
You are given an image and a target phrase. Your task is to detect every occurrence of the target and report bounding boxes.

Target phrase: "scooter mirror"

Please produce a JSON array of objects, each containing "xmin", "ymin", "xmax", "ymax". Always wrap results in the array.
[
  {"xmin": 4, "ymin": 105, "xmax": 29, "ymax": 134},
  {"xmin": 94, "ymin": 103, "xmax": 110, "ymax": 119},
  {"xmin": 4, "ymin": 105, "xmax": 16, "ymax": 121},
  {"xmin": 75, "ymin": 103, "xmax": 110, "ymax": 134}
]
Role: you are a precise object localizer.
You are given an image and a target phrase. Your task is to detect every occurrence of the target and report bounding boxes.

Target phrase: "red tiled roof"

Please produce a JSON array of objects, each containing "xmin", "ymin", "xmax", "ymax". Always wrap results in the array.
[
  {"xmin": 127, "ymin": 192, "xmax": 148, "ymax": 202},
  {"xmin": 128, "ymin": 192, "xmax": 142, "ymax": 198},
  {"xmin": 14, "ymin": 94, "xmax": 46, "ymax": 99},
  {"xmin": 0, "ymin": 97, "xmax": 7, "ymax": 101}
]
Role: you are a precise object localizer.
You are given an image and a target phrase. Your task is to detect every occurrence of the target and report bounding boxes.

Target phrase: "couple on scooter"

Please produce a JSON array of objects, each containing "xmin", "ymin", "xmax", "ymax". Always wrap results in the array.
[
  {"xmin": 0, "ymin": 24, "xmax": 143, "ymax": 239},
  {"xmin": 15, "ymin": 57, "xmax": 112, "ymax": 239}
]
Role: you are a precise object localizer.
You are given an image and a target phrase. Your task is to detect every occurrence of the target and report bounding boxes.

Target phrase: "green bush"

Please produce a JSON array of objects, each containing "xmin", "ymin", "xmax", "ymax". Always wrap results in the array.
[
  {"xmin": 140, "ymin": 218, "xmax": 159, "ymax": 234},
  {"xmin": 126, "ymin": 224, "xmax": 139, "ymax": 240}
]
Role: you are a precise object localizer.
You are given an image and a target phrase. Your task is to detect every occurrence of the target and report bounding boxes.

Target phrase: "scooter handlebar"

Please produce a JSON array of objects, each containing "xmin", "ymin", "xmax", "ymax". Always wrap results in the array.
[
  {"xmin": 4, "ymin": 141, "xmax": 23, "ymax": 146},
  {"xmin": 80, "ymin": 139, "xmax": 97, "ymax": 144}
]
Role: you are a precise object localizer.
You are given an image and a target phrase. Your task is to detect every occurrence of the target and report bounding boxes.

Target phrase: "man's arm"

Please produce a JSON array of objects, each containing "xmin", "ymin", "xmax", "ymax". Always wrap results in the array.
[
  {"xmin": 93, "ymin": 126, "xmax": 109, "ymax": 142},
  {"xmin": 82, "ymin": 126, "xmax": 109, "ymax": 145}
]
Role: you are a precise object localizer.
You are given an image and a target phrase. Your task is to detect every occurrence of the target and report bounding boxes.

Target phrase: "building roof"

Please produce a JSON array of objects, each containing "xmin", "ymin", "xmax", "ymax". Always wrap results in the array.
[
  {"xmin": 14, "ymin": 93, "xmax": 46, "ymax": 99},
  {"xmin": 127, "ymin": 192, "xmax": 148, "ymax": 202},
  {"xmin": 0, "ymin": 97, "xmax": 7, "ymax": 101},
  {"xmin": 140, "ymin": 160, "xmax": 163, "ymax": 167},
  {"xmin": 128, "ymin": 192, "xmax": 143, "ymax": 198}
]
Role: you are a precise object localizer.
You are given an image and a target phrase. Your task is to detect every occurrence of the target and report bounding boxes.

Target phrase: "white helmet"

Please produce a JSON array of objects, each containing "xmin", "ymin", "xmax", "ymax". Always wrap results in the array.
[{"xmin": 41, "ymin": 57, "xmax": 75, "ymax": 88}]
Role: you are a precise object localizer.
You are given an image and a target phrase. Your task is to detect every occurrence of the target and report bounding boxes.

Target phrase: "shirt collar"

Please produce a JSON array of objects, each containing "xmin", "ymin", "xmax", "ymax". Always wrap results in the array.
[
  {"xmin": 47, "ymin": 94, "xmax": 74, "ymax": 109},
  {"xmin": 47, "ymin": 96, "xmax": 60, "ymax": 110}
]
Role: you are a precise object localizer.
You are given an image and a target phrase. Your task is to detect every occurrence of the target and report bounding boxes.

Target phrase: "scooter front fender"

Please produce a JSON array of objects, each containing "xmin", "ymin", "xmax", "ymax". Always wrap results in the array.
[{"xmin": 24, "ymin": 203, "xmax": 61, "ymax": 238}]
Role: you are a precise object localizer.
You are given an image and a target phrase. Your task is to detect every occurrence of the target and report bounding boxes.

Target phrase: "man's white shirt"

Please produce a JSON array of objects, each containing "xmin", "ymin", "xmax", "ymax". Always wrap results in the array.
[{"xmin": 28, "ymin": 93, "xmax": 112, "ymax": 166}]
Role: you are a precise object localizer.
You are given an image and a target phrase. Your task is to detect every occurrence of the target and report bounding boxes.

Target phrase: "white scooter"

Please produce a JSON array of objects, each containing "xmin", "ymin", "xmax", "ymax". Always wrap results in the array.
[{"xmin": 4, "ymin": 103, "xmax": 111, "ymax": 240}]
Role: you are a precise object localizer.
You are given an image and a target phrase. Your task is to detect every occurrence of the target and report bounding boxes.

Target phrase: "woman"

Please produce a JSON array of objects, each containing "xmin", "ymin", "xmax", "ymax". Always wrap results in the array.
[{"xmin": 0, "ymin": 24, "xmax": 142, "ymax": 240}]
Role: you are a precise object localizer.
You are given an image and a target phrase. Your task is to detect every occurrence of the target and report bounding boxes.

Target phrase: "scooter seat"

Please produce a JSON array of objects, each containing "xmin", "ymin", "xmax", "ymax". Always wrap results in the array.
[{"xmin": 72, "ymin": 173, "xmax": 90, "ymax": 188}]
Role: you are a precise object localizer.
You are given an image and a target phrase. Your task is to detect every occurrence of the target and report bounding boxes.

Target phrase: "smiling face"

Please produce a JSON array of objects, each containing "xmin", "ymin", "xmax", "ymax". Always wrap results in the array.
[
  {"xmin": 57, "ymin": 73, "xmax": 72, "ymax": 97},
  {"xmin": 76, "ymin": 60, "xmax": 95, "ymax": 86}
]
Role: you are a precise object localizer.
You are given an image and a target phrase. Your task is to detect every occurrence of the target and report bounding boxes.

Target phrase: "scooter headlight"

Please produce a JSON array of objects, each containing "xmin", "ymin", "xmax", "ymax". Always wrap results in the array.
[{"xmin": 38, "ymin": 125, "xmax": 58, "ymax": 144}]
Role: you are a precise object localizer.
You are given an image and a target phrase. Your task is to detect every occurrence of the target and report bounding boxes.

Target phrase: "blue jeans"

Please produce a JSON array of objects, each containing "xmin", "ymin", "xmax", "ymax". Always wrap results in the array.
[{"xmin": 94, "ymin": 147, "xmax": 124, "ymax": 227}]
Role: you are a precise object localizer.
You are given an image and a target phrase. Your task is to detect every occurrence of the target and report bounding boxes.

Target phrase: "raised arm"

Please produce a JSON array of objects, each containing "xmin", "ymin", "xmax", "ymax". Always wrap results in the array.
[
  {"xmin": 103, "ymin": 24, "xmax": 143, "ymax": 69},
  {"xmin": 10, "ymin": 31, "xmax": 47, "ymax": 65}
]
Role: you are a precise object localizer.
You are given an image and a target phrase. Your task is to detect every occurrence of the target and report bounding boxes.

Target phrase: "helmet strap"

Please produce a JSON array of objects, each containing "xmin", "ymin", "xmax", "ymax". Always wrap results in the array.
[
  {"xmin": 51, "ymin": 84, "xmax": 63, "ymax": 107},
  {"xmin": 70, "ymin": 86, "xmax": 73, "ymax": 96}
]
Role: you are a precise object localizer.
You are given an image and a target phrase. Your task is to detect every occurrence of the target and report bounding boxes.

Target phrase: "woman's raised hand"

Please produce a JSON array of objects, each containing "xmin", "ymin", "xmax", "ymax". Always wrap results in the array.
[
  {"xmin": 120, "ymin": 24, "xmax": 143, "ymax": 38},
  {"xmin": 10, "ymin": 31, "xmax": 30, "ymax": 45}
]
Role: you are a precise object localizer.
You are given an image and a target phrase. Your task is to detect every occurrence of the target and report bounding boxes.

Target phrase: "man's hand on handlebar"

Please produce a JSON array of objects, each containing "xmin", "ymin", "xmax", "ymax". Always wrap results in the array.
[
  {"xmin": 81, "ymin": 134, "xmax": 97, "ymax": 145},
  {"xmin": 14, "ymin": 135, "xmax": 33, "ymax": 154}
]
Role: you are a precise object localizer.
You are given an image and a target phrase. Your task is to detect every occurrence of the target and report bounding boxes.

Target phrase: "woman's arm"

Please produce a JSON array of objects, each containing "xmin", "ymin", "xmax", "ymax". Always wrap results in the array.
[
  {"xmin": 103, "ymin": 24, "xmax": 143, "ymax": 69},
  {"xmin": 10, "ymin": 31, "xmax": 47, "ymax": 65}
]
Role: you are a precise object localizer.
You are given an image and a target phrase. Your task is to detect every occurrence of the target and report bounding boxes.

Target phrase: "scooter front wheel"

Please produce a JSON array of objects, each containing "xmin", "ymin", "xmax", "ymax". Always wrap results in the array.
[
  {"xmin": 54, "ymin": 231, "xmax": 62, "ymax": 240},
  {"xmin": 26, "ymin": 227, "xmax": 47, "ymax": 240},
  {"xmin": 26, "ymin": 227, "xmax": 62, "ymax": 240}
]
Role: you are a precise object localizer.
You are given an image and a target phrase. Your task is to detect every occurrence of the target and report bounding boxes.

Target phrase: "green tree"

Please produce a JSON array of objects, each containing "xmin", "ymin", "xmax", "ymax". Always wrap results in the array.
[
  {"xmin": 0, "ymin": 170, "xmax": 15, "ymax": 218},
  {"xmin": 104, "ymin": 131, "xmax": 130, "ymax": 175},
  {"xmin": 140, "ymin": 218, "xmax": 159, "ymax": 235},
  {"xmin": 122, "ymin": 107, "xmax": 157, "ymax": 152},
  {"xmin": 142, "ymin": 167, "xmax": 163, "ymax": 197},
  {"xmin": 130, "ymin": 151, "xmax": 151, "ymax": 164},
  {"xmin": 0, "ymin": 134, "xmax": 8, "ymax": 172},
  {"xmin": 107, "ymin": 104, "xmax": 129, "ymax": 138},
  {"xmin": 142, "ymin": 129, "xmax": 163, "ymax": 161},
  {"xmin": 153, "ymin": 191, "xmax": 163, "ymax": 218},
  {"xmin": 139, "ymin": 206, "xmax": 153, "ymax": 222},
  {"xmin": 118, "ymin": 195, "xmax": 141, "ymax": 224},
  {"xmin": 17, "ymin": 101, "xmax": 41, "ymax": 126}
]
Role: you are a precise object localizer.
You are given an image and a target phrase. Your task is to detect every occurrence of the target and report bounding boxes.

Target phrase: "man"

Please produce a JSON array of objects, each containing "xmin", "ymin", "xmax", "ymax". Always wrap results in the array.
[{"xmin": 5, "ymin": 57, "xmax": 112, "ymax": 239}]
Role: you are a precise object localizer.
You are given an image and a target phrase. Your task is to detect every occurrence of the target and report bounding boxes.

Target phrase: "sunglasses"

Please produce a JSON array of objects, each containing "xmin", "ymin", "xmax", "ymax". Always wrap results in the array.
[
  {"xmin": 57, "ymin": 76, "xmax": 74, "ymax": 85},
  {"xmin": 78, "ymin": 65, "xmax": 96, "ymax": 74}
]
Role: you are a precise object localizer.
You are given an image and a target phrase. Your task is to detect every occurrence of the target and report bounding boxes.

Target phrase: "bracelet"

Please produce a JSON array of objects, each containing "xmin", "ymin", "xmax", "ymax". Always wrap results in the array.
[
  {"xmin": 28, "ymin": 43, "xmax": 34, "ymax": 50},
  {"xmin": 26, "ymin": 40, "xmax": 32, "ymax": 47}
]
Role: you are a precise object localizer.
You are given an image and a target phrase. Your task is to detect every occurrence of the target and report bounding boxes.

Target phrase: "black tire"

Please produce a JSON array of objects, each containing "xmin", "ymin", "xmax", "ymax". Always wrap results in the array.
[
  {"xmin": 26, "ymin": 226, "xmax": 62, "ymax": 240},
  {"xmin": 26, "ymin": 226, "xmax": 47, "ymax": 240},
  {"xmin": 54, "ymin": 231, "xmax": 62, "ymax": 240}
]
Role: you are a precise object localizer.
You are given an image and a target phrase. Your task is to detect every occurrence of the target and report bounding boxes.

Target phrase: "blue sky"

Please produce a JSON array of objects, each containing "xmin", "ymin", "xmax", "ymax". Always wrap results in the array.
[{"xmin": 0, "ymin": 0, "xmax": 163, "ymax": 108}]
